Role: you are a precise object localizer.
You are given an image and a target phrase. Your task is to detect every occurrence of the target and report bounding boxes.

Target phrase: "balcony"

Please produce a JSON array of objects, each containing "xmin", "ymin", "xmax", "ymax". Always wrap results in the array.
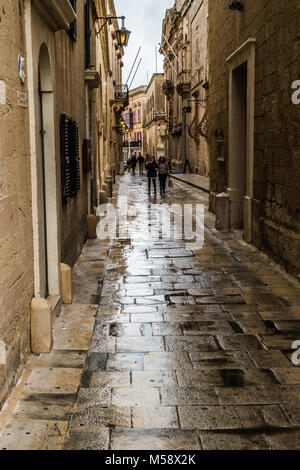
[
  {"xmin": 162, "ymin": 80, "xmax": 174, "ymax": 96},
  {"xmin": 85, "ymin": 69, "xmax": 101, "ymax": 89},
  {"xmin": 176, "ymin": 70, "xmax": 191, "ymax": 97},
  {"xmin": 34, "ymin": 0, "xmax": 76, "ymax": 31},
  {"xmin": 153, "ymin": 111, "xmax": 166, "ymax": 122},
  {"xmin": 115, "ymin": 85, "xmax": 129, "ymax": 107},
  {"xmin": 171, "ymin": 122, "xmax": 182, "ymax": 135},
  {"xmin": 123, "ymin": 141, "xmax": 142, "ymax": 148}
]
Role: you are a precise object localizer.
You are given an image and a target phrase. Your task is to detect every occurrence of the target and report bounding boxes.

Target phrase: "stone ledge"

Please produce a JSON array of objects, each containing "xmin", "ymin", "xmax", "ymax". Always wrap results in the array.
[{"xmin": 33, "ymin": 0, "xmax": 76, "ymax": 32}]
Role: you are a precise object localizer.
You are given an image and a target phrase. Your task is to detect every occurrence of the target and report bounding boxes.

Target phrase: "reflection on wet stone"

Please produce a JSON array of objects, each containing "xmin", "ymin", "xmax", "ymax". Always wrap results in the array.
[{"xmin": 2, "ymin": 174, "xmax": 299, "ymax": 450}]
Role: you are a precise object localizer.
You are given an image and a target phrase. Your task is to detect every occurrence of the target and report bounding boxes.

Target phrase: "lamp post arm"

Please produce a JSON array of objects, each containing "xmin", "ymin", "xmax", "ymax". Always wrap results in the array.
[
  {"xmin": 95, "ymin": 16, "xmax": 126, "ymax": 36},
  {"xmin": 95, "ymin": 19, "xmax": 108, "ymax": 36},
  {"xmin": 187, "ymin": 99, "xmax": 206, "ymax": 109}
]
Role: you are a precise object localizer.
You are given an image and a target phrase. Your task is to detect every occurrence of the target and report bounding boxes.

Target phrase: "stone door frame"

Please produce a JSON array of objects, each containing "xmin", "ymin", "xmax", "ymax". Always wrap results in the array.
[
  {"xmin": 25, "ymin": 1, "xmax": 60, "ymax": 299},
  {"xmin": 226, "ymin": 38, "xmax": 256, "ymax": 242}
]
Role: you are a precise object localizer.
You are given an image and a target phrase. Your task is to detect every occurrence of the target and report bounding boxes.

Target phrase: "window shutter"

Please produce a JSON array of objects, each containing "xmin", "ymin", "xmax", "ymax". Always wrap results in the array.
[
  {"xmin": 68, "ymin": 0, "xmax": 77, "ymax": 42},
  {"xmin": 60, "ymin": 113, "xmax": 80, "ymax": 206},
  {"xmin": 60, "ymin": 114, "xmax": 70, "ymax": 206},
  {"xmin": 85, "ymin": 0, "xmax": 91, "ymax": 68},
  {"xmin": 69, "ymin": 119, "xmax": 80, "ymax": 198}
]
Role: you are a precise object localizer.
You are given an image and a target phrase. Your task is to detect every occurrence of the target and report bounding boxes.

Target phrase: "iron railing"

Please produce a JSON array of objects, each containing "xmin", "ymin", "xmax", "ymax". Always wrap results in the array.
[
  {"xmin": 115, "ymin": 84, "xmax": 129, "ymax": 105},
  {"xmin": 123, "ymin": 141, "xmax": 142, "ymax": 148}
]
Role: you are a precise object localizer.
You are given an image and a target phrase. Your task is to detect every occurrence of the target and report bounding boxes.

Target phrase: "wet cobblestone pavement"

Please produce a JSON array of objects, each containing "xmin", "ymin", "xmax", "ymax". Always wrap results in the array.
[{"xmin": 1, "ymin": 174, "xmax": 300, "ymax": 450}]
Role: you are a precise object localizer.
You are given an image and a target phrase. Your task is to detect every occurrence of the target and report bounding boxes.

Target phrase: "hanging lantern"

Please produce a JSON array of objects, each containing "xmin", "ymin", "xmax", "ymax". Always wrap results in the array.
[
  {"xmin": 115, "ymin": 18, "xmax": 131, "ymax": 47},
  {"xmin": 183, "ymin": 104, "xmax": 192, "ymax": 114}
]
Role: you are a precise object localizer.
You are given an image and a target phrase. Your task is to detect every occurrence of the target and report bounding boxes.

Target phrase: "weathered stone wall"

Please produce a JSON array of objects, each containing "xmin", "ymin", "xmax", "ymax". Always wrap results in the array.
[
  {"xmin": 123, "ymin": 87, "xmax": 147, "ymax": 160},
  {"xmin": 161, "ymin": 0, "xmax": 209, "ymax": 175},
  {"xmin": 55, "ymin": 9, "xmax": 89, "ymax": 268},
  {"xmin": 154, "ymin": 74, "xmax": 165, "ymax": 114},
  {"xmin": 0, "ymin": 0, "xmax": 33, "ymax": 407},
  {"xmin": 144, "ymin": 74, "xmax": 165, "ymax": 159},
  {"xmin": 208, "ymin": 0, "xmax": 300, "ymax": 275},
  {"xmin": 186, "ymin": 0, "xmax": 209, "ymax": 175}
]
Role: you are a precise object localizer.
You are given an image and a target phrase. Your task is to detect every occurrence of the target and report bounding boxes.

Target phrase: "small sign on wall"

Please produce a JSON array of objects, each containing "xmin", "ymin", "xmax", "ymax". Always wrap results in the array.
[
  {"xmin": 17, "ymin": 91, "xmax": 28, "ymax": 108},
  {"xmin": 18, "ymin": 53, "xmax": 26, "ymax": 83},
  {"xmin": 0, "ymin": 341, "xmax": 6, "ymax": 365},
  {"xmin": 0, "ymin": 80, "xmax": 6, "ymax": 105}
]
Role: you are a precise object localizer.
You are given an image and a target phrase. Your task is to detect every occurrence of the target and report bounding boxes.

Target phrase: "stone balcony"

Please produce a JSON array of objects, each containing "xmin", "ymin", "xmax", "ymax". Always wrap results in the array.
[
  {"xmin": 176, "ymin": 69, "xmax": 191, "ymax": 97},
  {"xmin": 162, "ymin": 80, "xmax": 174, "ymax": 96},
  {"xmin": 171, "ymin": 122, "xmax": 182, "ymax": 135},
  {"xmin": 85, "ymin": 69, "xmax": 101, "ymax": 89},
  {"xmin": 33, "ymin": 0, "xmax": 76, "ymax": 31},
  {"xmin": 112, "ymin": 85, "xmax": 129, "ymax": 112}
]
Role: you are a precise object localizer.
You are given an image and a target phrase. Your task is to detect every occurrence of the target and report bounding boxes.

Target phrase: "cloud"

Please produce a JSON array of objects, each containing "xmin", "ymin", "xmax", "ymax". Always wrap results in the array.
[{"xmin": 114, "ymin": 0, "xmax": 174, "ymax": 89}]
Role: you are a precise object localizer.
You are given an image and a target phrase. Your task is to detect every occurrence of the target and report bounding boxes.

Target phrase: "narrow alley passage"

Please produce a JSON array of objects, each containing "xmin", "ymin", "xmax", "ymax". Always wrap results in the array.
[{"xmin": 1, "ymin": 174, "xmax": 300, "ymax": 450}]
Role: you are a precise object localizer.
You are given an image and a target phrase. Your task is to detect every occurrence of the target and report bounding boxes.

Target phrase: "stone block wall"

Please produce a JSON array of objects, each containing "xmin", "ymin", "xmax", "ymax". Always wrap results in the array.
[
  {"xmin": 208, "ymin": 0, "xmax": 300, "ymax": 275},
  {"xmin": 0, "ymin": 0, "xmax": 33, "ymax": 407},
  {"xmin": 55, "ymin": 9, "xmax": 89, "ymax": 268}
]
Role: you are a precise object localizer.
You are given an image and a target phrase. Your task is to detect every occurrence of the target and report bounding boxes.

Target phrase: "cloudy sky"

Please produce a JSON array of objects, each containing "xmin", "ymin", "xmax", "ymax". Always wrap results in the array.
[{"xmin": 114, "ymin": 0, "xmax": 174, "ymax": 90}]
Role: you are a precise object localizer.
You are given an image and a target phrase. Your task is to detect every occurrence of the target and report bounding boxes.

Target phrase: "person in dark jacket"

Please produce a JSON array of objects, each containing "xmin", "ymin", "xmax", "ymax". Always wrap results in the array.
[
  {"xmin": 131, "ymin": 153, "xmax": 137, "ymax": 175},
  {"xmin": 157, "ymin": 156, "xmax": 170, "ymax": 196},
  {"xmin": 145, "ymin": 156, "xmax": 158, "ymax": 195},
  {"xmin": 138, "ymin": 153, "xmax": 145, "ymax": 175}
]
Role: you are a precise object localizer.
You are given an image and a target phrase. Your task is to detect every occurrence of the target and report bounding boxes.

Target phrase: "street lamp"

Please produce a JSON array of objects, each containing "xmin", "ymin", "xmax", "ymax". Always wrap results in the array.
[
  {"xmin": 96, "ymin": 15, "xmax": 131, "ymax": 47},
  {"xmin": 229, "ymin": 2, "xmax": 244, "ymax": 11},
  {"xmin": 183, "ymin": 105, "xmax": 192, "ymax": 114}
]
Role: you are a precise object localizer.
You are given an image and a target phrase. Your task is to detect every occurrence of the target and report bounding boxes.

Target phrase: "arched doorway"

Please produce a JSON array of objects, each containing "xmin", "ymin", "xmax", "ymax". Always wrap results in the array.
[{"xmin": 37, "ymin": 44, "xmax": 59, "ymax": 298}]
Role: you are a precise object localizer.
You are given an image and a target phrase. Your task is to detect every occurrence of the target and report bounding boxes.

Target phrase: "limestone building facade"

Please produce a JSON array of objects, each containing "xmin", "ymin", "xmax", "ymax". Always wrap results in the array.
[
  {"xmin": 144, "ymin": 73, "xmax": 166, "ymax": 160},
  {"xmin": 160, "ymin": 0, "xmax": 209, "ymax": 175},
  {"xmin": 123, "ymin": 85, "xmax": 147, "ymax": 161},
  {"xmin": 0, "ymin": 0, "xmax": 33, "ymax": 408},
  {"xmin": 0, "ymin": 0, "xmax": 125, "ymax": 410},
  {"xmin": 95, "ymin": 0, "xmax": 128, "ymax": 187},
  {"xmin": 208, "ymin": 0, "xmax": 300, "ymax": 275}
]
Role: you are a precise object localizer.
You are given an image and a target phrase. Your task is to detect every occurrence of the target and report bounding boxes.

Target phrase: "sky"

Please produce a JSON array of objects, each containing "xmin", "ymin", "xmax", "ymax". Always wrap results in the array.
[{"xmin": 114, "ymin": 0, "xmax": 174, "ymax": 90}]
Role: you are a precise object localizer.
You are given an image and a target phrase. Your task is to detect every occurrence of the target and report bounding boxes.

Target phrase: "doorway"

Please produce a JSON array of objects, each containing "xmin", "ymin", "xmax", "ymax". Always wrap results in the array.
[
  {"xmin": 37, "ymin": 44, "xmax": 60, "ymax": 298},
  {"xmin": 229, "ymin": 61, "xmax": 247, "ymax": 229},
  {"xmin": 38, "ymin": 66, "xmax": 49, "ymax": 297},
  {"xmin": 227, "ymin": 39, "xmax": 256, "ymax": 242}
]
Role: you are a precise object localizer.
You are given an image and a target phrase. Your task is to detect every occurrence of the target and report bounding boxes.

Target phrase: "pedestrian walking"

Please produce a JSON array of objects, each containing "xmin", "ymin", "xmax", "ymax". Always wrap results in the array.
[
  {"xmin": 125, "ymin": 158, "xmax": 131, "ymax": 172},
  {"xmin": 145, "ymin": 155, "xmax": 158, "ymax": 196},
  {"xmin": 157, "ymin": 156, "xmax": 170, "ymax": 196},
  {"xmin": 131, "ymin": 153, "xmax": 137, "ymax": 175},
  {"xmin": 138, "ymin": 152, "xmax": 145, "ymax": 175}
]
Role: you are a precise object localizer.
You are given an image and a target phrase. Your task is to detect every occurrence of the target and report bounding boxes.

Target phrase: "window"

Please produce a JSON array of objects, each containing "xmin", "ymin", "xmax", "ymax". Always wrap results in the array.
[
  {"xmin": 129, "ymin": 112, "xmax": 134, "ymax": 129},
  {"xmin": 138, "ymin": 109, "xmax": 141, "ymax": 123},
  {"xmin": 133, "ymin": 110, "xmax": 136, "ymax": 124},
  {"xmin": 84, "ymin": 0, "xmax": 91, "ymax": 68},
  {"xmin": 68, "ymin": 0, "xmax": 77, "ymax": 42},
  {"xmin": 60, "ymin": 114, "xmax": 80, "ymax": 206}
]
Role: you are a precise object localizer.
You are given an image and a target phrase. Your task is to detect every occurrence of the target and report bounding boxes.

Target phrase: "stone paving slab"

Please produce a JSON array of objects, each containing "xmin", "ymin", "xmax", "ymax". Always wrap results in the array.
[
  {"xmin": 0, "ymin": 419, "xmax": 68, "ymax": 450},
  {"xmin": 198, "ymin": 430, "xmax": 270, "ymax": 450},
  {"xmin": 179, "ymin": 405, "xmax": 241, "ymax": 429},
  {"xmin": 23, "ymin": 368, "xmax": 82, "ymax": 395},
  {"xmin": 110, "ymin": 428, "xmax": 201, "ymax": 450},
  {"xmin": 132, "ymin": 407, "xmax": 179, "ymax": 429}
]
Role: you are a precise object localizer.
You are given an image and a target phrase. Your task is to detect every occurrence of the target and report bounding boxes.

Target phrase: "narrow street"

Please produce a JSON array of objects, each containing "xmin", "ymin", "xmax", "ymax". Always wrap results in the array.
[{"xmin": 1, "ymin": 174, "xmax": 300, "ymax": 450}]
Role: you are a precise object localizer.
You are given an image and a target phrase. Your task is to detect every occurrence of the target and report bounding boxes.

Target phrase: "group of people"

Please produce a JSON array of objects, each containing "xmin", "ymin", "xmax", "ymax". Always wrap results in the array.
[
  {"xmin": 126, "ymin": 153, "xmax": 145, "ymax": 176},
  {"xmin": 126, "ymin": 153, "xmax": 171, "ymax": 197}
]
